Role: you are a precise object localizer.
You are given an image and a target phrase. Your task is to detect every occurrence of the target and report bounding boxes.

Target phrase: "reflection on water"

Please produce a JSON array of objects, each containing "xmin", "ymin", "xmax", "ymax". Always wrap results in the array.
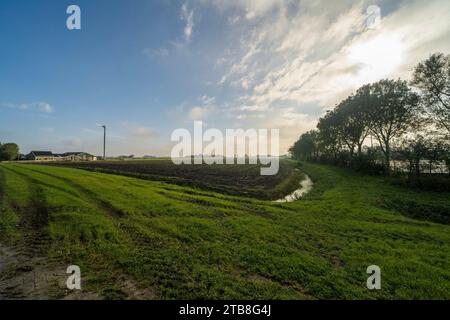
[{"xmin": 275, "ymin": 174, "xmax": 314, "ymax": 203}]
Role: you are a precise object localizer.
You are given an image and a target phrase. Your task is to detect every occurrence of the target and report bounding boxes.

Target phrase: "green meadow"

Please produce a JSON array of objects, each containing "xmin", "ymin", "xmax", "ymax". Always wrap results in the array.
[{"xmin": 0, "ymin": 161, "xmax": 449, "ymax": 299}]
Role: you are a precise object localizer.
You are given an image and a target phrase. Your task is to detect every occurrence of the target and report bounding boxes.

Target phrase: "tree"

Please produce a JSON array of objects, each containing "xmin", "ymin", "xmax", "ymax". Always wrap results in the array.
[
  {"xmin": 396, "ymin": 133, "xmax": 448, "ymax": 180},
  {"xmin": 397, "ymin": 135, "xmax": 429, "ymax": 179},
  {"xmin": 334, "ymin": 89, "xmax": 372, "ymax": 159},
  {"xmin": 442, "ymin": 137, "xmax": 450, "ymax": 176},
  {"xmin": 412, "ymin": 53, "xmax": 450, "ymax": 134},
  {"xmin": 425, "ymin": 136, "xmax": 447, "ymax": 174},
  {"xmin": 0, "ymin": 143, "xmax": 19, "ymax": 161},
  {"xmin": 317, "ymin": 110, "xmax": 343, "ymax": 163},
  {"xmin": 333, "ymin": 100, "xmax": 358, "ymax": 157},
  {"xmin": 289, "ymin": 130, "xmax": 318, "ymax": 161},
  {"xmin": 350, "ymin": 85, "xmax": 373, "ymax": 158},
  {"xmin": 367, "ymin": 79, "xmax": 421, "ymax": 173}
]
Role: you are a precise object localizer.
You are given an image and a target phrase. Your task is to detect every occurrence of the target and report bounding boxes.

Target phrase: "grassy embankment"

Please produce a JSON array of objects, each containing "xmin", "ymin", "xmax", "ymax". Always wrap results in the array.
[{"xmin": 0, "ymin": 161, "xmax": 449, "ymax": 299}]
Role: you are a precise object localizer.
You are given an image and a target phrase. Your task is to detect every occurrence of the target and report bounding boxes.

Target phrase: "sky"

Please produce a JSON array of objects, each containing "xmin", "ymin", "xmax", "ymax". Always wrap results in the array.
[{"xmin": 0, "ymin": 0, "xmax": 449, "ymax": 156}]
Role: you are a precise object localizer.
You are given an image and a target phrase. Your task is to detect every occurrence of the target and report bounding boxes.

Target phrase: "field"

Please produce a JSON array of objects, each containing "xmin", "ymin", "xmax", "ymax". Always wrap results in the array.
[
  {"xmin": 42, "ymin": 159, "xmax": 304, "ymax": 200},
  {"xmin": 0, "ymin": 161, "xmax": 450, "ymax": 299}
]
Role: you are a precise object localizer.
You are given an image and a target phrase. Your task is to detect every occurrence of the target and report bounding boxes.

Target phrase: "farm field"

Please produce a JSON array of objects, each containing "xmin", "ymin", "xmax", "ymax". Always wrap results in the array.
[
  {"xmin": 0, "ymin": 162, "xmax": 449, "ymax": 299},
  {"xmin": 42, "ymin": 159, "xmax": 304, "ymax": 200}
]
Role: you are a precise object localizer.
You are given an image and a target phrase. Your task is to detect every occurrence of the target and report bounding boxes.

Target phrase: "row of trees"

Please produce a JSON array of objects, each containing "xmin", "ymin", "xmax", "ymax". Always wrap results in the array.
[
  {"xmin": 290, "ymin": 53, "xmax": 450, "ymax": 178},
  {"xmin": 0, "ymin": 142, "xmax": 19, "ymax": 161}
]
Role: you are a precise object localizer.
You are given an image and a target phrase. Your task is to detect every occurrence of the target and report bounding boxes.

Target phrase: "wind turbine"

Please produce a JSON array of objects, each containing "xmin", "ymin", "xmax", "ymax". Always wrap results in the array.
[{"xmin": 96, "ymin": 124, "xmax": 106, "ymax": 160}]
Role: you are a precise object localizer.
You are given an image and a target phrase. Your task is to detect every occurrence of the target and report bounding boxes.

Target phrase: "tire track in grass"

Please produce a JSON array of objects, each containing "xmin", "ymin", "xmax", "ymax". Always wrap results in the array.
[
  {"xmin": 13, "ymin": 165, "xmax": 125, "ymax": 218},
  {"xmin": 6, "ymin": 165, "xmax": 125, "ymax": 249},
  {"xmin": 0, "ymin": 166, "xmax": 9, "ymax": 237},
  {"xmin": 0, "ymin": 166, "xmax": 12, "ymax": 232},
  {"xmin": 1, "ymin": 166, "xmax": 50, "ymax": 252},
  {"xmin": 15, "ymin": 166, "xmax": 154, "ymax": 251},
  {"xmin": 0, "ymin": 166, "xmax": 5, "ymax": 202},
  {"xmin": 0, "ymin": 166, "xmax": 19, "ymax": 299},
  {"xmin": 6, "ymin": 165, "xmax": 158, "ymax": 299},
  {"xmin": 7, "ymin": 171, "xmax": 78, "ymax": 199},
  {"xmin": 0, "ymin": 165, "xmax": 59, "ymax": 299},
  {"xmin": 11, "ymin": 165, "xmax": 163, "ymax": 298}
]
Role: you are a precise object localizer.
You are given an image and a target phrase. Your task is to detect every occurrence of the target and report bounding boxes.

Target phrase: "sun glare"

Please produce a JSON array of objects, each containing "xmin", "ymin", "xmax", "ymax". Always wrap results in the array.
[{"xmin": 348, "ymin": 33, "xmax": 404, "ymax": 84}]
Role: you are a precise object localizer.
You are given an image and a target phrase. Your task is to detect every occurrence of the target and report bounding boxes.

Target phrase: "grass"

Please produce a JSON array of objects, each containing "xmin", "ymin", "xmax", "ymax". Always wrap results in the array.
[{"xmin": 0, "ymin": 161, "xmax": 449, "ymax": 299}]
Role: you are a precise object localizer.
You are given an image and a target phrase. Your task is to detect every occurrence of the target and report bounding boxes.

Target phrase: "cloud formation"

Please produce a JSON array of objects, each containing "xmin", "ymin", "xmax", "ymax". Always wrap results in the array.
[
  {"xmin": 202, "ymin": 0, "xmax": 450, "ymax": 152},
  {"xmin": 1, "ymin": 101, "xmax": 54, "ymax": 113},
  {"xmin": 181, "ymin": 2, "xmax": 195, "ymax": 42},
  {"xmin": 187, "ymin": 95, "xmax": 216, "ymax": 121}
]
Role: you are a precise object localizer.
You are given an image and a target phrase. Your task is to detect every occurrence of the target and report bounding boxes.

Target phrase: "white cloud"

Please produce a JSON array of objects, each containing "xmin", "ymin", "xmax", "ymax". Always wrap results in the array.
[
  {"xmin": 37, "ymin": 102, "xmax": 53, "ymax": 113},
  {"xmin": 179, "ymin": 95, "xmax": 218, "ymax": 121},
  {"xmin": 1, "ymin": 101, "xmax": 54, "ymax": 113},
  {"xmin": 200, "ymin": 95, "xmax": 216, "ymax": 105},
  {"xmin": 227, "ymin": 15, "xmax": 241, "ymax": 25},
  {"xmin": 215, "ymin": 57, "xmax": 227, "ymax": 67},
  {"xmin": 181, "ymin": 3, "xmax": 195, "ymax": 42},
  {"xmin": 143, "ymin": 2, "xmax": 195, "ymax": 56},
  {"xmin": 205, "ymin": 0, "xmax": 284, "ymax": 19},
  {"xmin": 239, "ymin": 104, "xmax": 268, "ymax": 112},
  {"xmin": 188, "ymin": 105, "xmax": 214, "ymax": 120},
  {"xmin": 131, "ymin": 126, "xmax": 158, "ymax": 139}
]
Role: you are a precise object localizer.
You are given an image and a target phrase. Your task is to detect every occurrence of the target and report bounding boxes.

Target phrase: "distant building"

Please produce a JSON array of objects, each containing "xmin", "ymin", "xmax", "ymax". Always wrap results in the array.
[
  {"xmin": 58, "ymin": 152, "xmax": 97, "ymax": 161},
  {"xmin": 116, "ymin": 155, "xmax": 135, "ymax": 160},
  {"xmin": 25, "ymin": 151, "xmax": 96, "ymax": 162},
  {"xmin": 26, "ymin": 151, "xmax": 54, "ymax": 161}
]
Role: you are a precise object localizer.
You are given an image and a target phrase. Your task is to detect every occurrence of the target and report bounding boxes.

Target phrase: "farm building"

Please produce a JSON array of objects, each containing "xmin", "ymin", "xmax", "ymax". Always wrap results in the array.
[
  {"xmin": 57, "ymin": 152, "xmax": 97, "ymax": 161},
  {"xmin": 26, "ymin": 151, "xmax": 55, "ymax": 161},
  {"xmin": 25, "ymin": 151, "xmax": 97, "ymax": 162}
]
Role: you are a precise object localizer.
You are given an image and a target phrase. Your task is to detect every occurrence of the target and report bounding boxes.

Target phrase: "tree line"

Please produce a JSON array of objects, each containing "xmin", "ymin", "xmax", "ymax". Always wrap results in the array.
[{"xmin": 290, "ymin": 53, "xmax": 450, "ymax": 181}]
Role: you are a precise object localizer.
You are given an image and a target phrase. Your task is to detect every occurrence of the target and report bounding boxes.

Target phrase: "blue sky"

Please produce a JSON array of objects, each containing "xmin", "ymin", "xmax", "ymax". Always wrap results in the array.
[{"xmin": 1, "ymin": 0, "xmax": 449, "ymax": 156}]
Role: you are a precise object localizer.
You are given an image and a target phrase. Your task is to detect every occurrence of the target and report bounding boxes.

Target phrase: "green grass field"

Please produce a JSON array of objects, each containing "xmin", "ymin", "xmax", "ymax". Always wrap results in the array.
[{"xmin": 0, "ymin": 161, "xmax": 449, "ymax": 299}]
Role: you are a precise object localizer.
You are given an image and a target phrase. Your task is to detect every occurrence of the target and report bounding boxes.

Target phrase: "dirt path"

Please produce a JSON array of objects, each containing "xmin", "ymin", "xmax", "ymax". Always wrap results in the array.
[
  {"xmin": 0, "ymin": 245, "xmax": 17, "ymax": 299},
  {"xmin": 0, "ymin": 243, "xmax": 58, "ymax": 299}
]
